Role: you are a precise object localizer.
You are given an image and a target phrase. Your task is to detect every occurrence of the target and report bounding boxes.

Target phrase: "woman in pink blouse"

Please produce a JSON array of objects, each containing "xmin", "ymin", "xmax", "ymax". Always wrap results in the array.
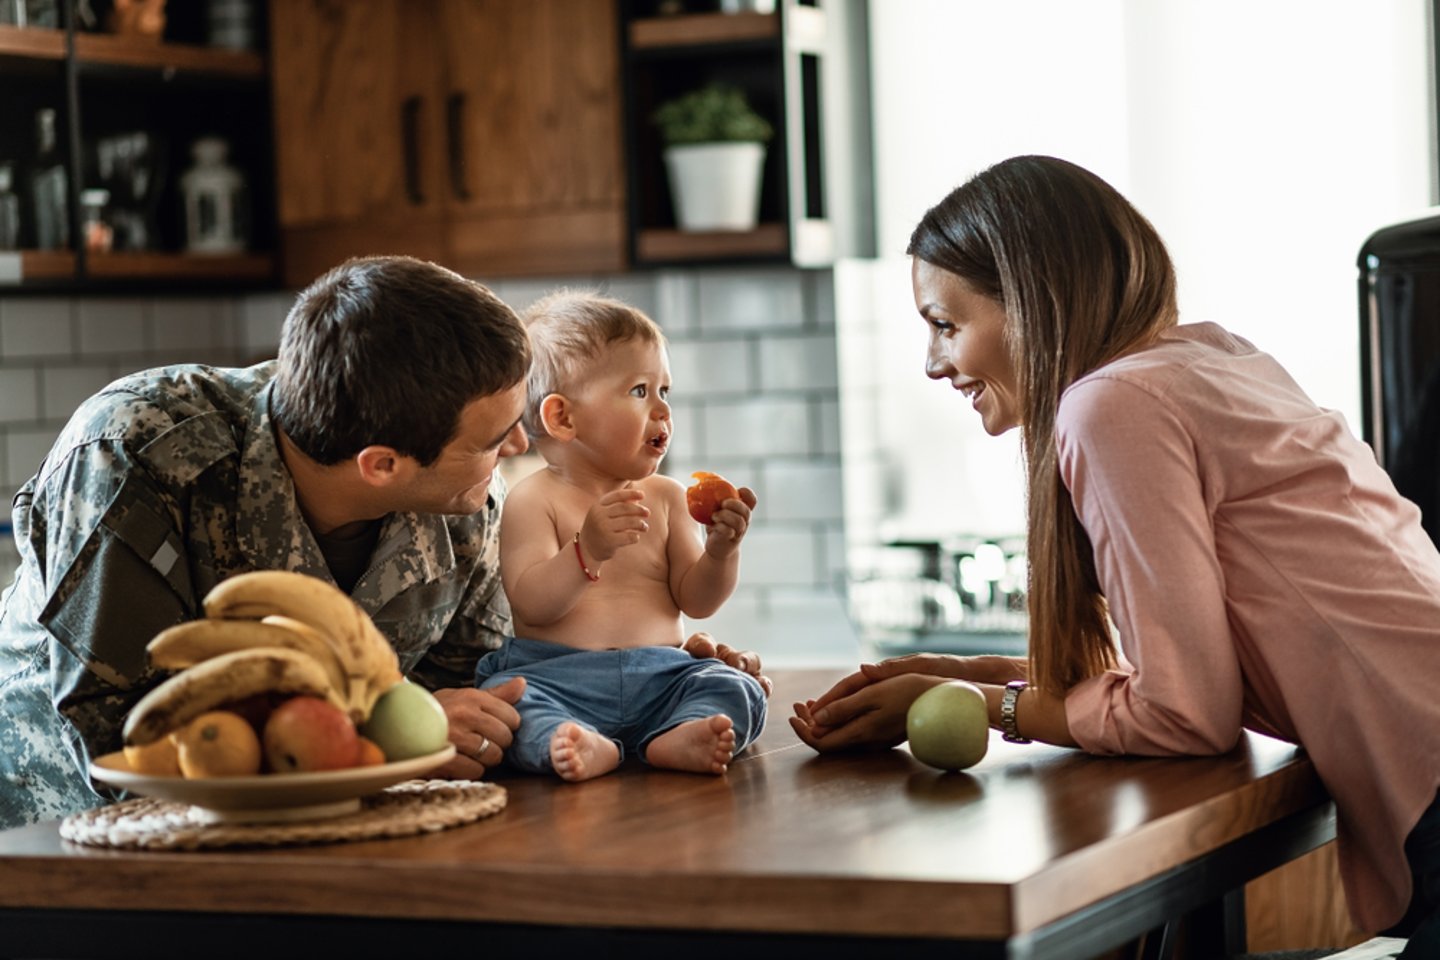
[{"xmin": 792, "ymin": 155, "xmax": 1440, "ymax": 952}]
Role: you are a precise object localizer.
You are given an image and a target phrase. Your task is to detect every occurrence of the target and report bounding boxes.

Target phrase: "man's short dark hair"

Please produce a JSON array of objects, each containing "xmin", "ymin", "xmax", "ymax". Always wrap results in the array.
[{"xmin": 272, "ymin": 256, "xmax": 531, "ymax": 466}]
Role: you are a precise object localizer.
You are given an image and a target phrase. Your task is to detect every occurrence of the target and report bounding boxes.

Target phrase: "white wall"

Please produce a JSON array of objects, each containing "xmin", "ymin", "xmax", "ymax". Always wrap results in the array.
[{"xmin": 855, "ymin": 0, "xmax": 1434, "ymax": 542}]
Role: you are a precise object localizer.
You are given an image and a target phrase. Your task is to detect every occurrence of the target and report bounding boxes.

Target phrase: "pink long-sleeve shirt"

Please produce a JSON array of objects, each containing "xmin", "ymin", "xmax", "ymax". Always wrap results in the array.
[{"xmin": 1060, "ymin": 322, "xmax": 1440, "ymax": 932}]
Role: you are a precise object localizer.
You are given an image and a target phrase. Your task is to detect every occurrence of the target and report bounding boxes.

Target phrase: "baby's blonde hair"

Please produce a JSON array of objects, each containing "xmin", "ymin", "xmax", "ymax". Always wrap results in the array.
[{"xmin": 521, "ymin": 290, "xmax": 666, "ymax": 439}]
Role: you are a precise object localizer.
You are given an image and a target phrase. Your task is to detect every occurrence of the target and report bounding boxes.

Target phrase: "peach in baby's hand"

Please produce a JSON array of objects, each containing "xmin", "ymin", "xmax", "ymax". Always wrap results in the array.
[{"xmin": 687, "ymin": 471, "xmax": 739, "ymax": 525}]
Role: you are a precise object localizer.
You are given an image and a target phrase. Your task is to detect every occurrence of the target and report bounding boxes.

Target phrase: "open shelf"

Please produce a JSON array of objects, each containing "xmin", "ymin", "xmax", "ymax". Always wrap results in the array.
[
  {"xmin": 0, "ymin": 24, "xmax": 65, "ymax": 59},
  {"xmin": 0, "ymin": 250, "xmax": 274, "ymax": 285},
  {"xmin": 84, "ymin": 251, "xmax": 275, "ymax": 281},
  {"xmin": 0, "ymin": 26, "xmax": 263, "ymax": 77},
  {"xmin": 0, "ymin": 250, "xmax": 75, "ymax": 283},
  {"xmin": 635, "ymin": 223, "xmax": 787, "ymax": 262},
  {"xmin": 629, "ymin": 12, "xmax": 778, "ymax": 49},
  {"xmin": 73, "ymin": 33, "xmax": 264, "ymax": 78}
]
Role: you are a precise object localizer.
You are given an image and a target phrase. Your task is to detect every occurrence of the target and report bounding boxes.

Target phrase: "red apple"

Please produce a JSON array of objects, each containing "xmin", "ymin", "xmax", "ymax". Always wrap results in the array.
[{"xmin": 262, "ymin": 695, "xmax": 361, "ymax": 773}]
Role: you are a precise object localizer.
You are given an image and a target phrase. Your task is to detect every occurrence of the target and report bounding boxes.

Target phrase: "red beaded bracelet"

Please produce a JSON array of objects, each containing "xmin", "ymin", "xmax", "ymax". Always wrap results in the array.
[{"xmin": 572, "ymin": 532, "xmax": 600, "ymax": 582}]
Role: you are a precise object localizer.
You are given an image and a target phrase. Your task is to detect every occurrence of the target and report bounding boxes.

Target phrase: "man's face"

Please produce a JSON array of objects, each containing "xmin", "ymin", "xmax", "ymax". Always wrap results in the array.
[{"xmin": 400, "ymin": 381, "xmax": 529, "ymax": 515}]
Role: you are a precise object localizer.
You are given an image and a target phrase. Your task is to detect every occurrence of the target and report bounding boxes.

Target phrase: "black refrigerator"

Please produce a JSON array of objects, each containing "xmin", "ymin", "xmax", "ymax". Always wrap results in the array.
[{"xmin": 1359, "ymin": 210, "xmax": 1440, "ymax": 548}]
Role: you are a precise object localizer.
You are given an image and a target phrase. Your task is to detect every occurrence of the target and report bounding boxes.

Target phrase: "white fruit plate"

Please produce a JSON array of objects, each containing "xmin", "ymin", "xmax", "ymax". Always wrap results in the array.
[{"xmin": 90, "ymin": 745, "xmax": 457, "ymax": 824}]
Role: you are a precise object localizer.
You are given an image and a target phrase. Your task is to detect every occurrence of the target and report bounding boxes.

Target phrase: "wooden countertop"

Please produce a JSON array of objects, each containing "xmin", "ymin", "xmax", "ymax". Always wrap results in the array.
[{"xmin": 0, "ymin": 670, "xmax": 1332, "ymax": 946}]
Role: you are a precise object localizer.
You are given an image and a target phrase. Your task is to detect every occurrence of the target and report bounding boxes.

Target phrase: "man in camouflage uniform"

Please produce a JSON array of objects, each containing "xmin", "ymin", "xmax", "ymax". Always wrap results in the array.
[{"xmin": 0, "ymin": 256, "xmax": 538, "ymax": 828}]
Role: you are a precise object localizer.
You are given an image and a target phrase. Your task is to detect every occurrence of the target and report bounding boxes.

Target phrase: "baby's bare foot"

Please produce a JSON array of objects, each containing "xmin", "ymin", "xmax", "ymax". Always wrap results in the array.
[
  {"xmin": 549, "ymin": 722, "xmax": 620, "ymax": 782},
  {"xmin": 645, "ymin": 715, "xmax": 736, "ymax": 775}
]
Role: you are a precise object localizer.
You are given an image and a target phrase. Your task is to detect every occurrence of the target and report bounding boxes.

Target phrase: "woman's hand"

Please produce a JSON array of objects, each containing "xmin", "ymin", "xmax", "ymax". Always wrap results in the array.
[
  {"xmin": 806, "ymin": 653, "xmax": 1026, "ymax": 716},
  {"xmin": 790, "ymin": 672, "xmax": 953, "ymax": 752}
]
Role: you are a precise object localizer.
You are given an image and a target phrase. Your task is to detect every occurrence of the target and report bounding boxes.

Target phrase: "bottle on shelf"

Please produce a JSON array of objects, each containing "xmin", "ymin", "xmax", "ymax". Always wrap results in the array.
[
  {"xmin": 80, "ymin": 188, "xmax": 113, "ymax": 253},
  {"xmin": 0, "ymin": 163, "xmax": 20, "ymax": 250},
  {"xmin": 30, "ymin": 108, "xmax": 69, "ymax": 251}
]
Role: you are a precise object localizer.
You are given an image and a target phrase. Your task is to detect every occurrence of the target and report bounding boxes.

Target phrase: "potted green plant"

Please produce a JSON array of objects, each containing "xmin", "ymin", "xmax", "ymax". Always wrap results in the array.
[{"xmin": 651, "ymin": 84, "xmax": 774, "ymax": 232}]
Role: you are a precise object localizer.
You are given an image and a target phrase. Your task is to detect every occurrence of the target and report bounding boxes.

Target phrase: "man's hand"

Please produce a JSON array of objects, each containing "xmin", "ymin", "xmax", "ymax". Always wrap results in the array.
[
  {"xmin": 683, "ymin": 631, "xmax": 772, "ymax": 697},
  {"xmin": 429, "ymin": 676, "xmax": 526, "ymax": 779}
]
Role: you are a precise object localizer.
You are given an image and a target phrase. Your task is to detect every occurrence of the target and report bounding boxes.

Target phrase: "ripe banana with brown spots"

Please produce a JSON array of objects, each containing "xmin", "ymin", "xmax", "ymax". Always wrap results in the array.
[
  {"xmin": 147, "ymin": 618, "xmax": 352, "ymax": 709},
  {"xmin": 123, "ymin": 646, "xmax": 345, "ymax": 748},
  {"xmin": 201, "ymin": 570, "xmax": 402, "ymax": 720}
]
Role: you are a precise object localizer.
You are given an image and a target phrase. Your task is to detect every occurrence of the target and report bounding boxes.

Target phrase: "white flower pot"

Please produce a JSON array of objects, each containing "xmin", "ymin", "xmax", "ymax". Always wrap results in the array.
[{"xmin": 663, "ymin": 142, "xmax": 766, "ymax": 232}]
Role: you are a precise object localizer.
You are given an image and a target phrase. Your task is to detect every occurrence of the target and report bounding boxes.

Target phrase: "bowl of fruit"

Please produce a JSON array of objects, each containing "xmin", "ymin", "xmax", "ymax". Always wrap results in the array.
[{"xmin": 92, "ymin": 571, "xmax": 456, "ymax": 823}]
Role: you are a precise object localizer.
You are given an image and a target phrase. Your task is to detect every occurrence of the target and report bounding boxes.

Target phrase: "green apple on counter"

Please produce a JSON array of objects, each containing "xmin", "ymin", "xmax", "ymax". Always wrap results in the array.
[
  {"xmin": 360, "ymin": 679, "xmax": 450, "ymax": 761},
  {"xmin": 906, "ymin": 680, "xmax": 990, "ymax": 771}
]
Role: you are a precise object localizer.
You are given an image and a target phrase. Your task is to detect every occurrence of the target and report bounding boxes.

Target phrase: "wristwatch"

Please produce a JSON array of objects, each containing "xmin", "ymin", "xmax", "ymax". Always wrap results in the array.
[{"xmin": 1001, "ymin": 679, "xmax": 1032, "ymax": 743}]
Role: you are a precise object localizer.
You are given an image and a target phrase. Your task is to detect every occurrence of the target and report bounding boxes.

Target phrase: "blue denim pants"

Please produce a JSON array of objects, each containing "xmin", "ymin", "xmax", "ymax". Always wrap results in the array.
[
  {"xmin": 1391, "ymin": 791, "xmax": 1440, "ymax": 957},
  {"xmin": 473, "ymin": 636, "xmax": 768, "ymax": 775}
]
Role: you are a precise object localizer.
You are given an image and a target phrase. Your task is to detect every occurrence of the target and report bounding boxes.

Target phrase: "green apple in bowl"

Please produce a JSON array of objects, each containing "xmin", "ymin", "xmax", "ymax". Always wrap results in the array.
[
  {"xmin": 361, "ymin": 680, "xmax": 450, "ymax": 762},
  {"xmin": 906, "ymin": 680, "xmax": 990, "ymax": 771}
]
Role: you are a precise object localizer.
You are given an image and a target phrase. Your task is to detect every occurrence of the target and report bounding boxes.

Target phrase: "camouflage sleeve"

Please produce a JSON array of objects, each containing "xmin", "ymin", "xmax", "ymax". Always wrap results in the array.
[
  {"xmin": 33, "ymin": 443, "xmax": 197, "ymax": 764},
  {"xmin": 407, "ymin": 503, "xmax": 511, "ymax": 693}
]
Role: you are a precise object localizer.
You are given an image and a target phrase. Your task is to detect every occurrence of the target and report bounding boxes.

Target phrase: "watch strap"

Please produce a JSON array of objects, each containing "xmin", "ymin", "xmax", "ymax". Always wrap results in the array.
[{"xmin": 1001, "ymin": 679, "xmax": 1032, "ymax": 743}]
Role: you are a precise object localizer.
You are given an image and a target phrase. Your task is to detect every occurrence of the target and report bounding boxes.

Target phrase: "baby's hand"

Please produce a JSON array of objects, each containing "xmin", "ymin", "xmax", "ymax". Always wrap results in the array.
[
  {"xmin": 704, "ymin": 487, "xmax": 756, "ymax": 559},
  {"xmin": 579, "ymin": 487, "xmax": 650, "ymax": 562}
]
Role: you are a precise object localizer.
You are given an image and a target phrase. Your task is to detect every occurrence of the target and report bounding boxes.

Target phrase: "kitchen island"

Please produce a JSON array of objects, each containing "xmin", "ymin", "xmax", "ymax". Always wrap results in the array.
[{"xmin": 0, "ymin": 670, "xmax": 1333, "ymax": 959}]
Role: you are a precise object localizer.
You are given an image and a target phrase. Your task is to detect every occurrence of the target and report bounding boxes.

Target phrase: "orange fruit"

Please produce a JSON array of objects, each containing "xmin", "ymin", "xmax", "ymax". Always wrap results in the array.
[
  {"xmin": 174, "ymin": 710, "xmax": 264, "ymax": 778},
  {"xmin": 356, "ymin": 736, "xmax": 387, "ymax": 767},
  {"xmin": 123, "ymin": 735, "xmax": 181, "ymax": 776},
  {"xmin": 686, "ymin": 471, "xmax": 739, "ymax": 525}
]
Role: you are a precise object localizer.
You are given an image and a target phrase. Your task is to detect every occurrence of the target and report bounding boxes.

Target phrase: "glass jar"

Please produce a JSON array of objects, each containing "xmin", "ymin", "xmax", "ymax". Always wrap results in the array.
[{"xmin": 0, "ymin": 163, "xmax": 20, "ymax": 250}]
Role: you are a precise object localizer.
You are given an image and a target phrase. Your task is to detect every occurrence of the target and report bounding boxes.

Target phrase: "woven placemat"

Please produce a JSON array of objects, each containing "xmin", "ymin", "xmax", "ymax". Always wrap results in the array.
[{"xmin": 59, "ymin": 779, "xmax": 506, "ymax": 851}]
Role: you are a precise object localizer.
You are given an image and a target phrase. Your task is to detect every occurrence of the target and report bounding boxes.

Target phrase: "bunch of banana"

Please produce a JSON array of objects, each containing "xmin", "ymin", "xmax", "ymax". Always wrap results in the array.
[{"xmin": 122, "ymin": 571, "xmax": 403, "ymax": 749}]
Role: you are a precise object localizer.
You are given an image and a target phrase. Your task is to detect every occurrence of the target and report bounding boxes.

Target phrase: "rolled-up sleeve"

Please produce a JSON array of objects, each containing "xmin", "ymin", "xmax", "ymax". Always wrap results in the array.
[{"xmin": 1058, "ymin": 376, "xmax": 1244, "ymax": 756}]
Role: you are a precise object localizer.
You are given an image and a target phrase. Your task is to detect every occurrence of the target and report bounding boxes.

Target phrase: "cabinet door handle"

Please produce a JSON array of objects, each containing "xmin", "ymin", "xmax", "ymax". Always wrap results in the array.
[
  {"xmin": 446, "ymin": 91, "xmax": 471, "ymax": 202},
  {"xmin": 402, "ymin": 96, "xmax": 425, "ymax": 205}
]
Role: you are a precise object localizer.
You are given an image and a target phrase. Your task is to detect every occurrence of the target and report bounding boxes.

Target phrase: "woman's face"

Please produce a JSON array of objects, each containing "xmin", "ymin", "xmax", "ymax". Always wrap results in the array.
[{"xmin": 912, "ymin": 258, "xmax": 1021, "ymax": 436}]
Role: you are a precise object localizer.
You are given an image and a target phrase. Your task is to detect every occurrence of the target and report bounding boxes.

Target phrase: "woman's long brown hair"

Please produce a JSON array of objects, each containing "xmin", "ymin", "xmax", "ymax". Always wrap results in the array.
[{"xmin": 907, "ymin": 156, "xmax": 1180, "ymax": 696}]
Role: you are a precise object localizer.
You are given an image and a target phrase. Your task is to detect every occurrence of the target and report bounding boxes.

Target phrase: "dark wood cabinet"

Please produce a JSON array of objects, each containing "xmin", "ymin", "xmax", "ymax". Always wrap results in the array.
[
  {"xmin": 0, "ymin": 8, "xmax": 278, "ymax": 290},
  {"xmin": 269, "ymin": 0, "xmax": 626, "ymax": 287}
]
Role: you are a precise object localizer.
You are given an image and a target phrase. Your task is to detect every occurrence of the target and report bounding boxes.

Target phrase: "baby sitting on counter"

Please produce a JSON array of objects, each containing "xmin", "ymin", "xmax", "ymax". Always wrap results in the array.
[{"xmin": 474, "ymin": 291, "xmax": 767, "ymax": 781}]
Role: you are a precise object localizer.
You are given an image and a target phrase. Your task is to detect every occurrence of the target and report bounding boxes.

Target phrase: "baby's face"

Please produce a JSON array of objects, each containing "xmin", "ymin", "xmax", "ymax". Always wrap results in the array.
[{"xmin": 568, "ymin": 338, "xmax": 673, "ymax": 477}]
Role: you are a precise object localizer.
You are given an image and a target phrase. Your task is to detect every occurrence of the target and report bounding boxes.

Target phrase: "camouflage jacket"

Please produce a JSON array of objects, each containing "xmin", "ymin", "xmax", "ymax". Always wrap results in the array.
[{"xmin": 0, "ymin": 362, "xmax": 511, "ymax": 828}]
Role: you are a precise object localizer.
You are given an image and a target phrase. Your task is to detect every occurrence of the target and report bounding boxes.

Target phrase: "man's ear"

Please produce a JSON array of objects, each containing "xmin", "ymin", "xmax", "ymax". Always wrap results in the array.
[
  {"xmin": 539, "ymin": 394, "xmax": 575, "ymax": 441},
  {"xmin": 354, "ymin": 445, "xmax": 409, "ymax": 487}
]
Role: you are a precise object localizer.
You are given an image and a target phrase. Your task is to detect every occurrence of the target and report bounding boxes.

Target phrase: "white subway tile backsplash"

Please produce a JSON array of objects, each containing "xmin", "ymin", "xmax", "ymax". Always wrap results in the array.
[
  {"xmin": 239, "ymin": 292, "xmax": 290, "ymax": 360},
  {"xmin": 652, "ymin": 271, "xmax": 698, "ymax": 336},
  {"xmin": 594, "ymin": 274, "xmax": 660, "ymax": 321},
  {"xmin": 6, "ymin": 428, "xmax": 58, "ymax": 487},
  {"xmin": 41, "ymin": 365, "xmax": 115, "ymax": 422},
  {"xmin": 702, "ymin": 397, "xmax": 811, "ymax": 459},
  {"xmin": 0, "ymin": 299, "xmax": 74, "ymax": 358},
  {"xmin": 735, "ymin": 527, "xmax": 821, "ymax": 586},
  {"xmin": 816, "ymin": 398, "xmax": 841, "ymax": 456},
  {"xmin": 0, "ymin": 368, "xmax": 39, "ymax": 424},
  {"xmin": 668, "ymin": 340, "xmax": 751, "ymax": 396},
  {"xmin": 759, "ymin": 461, "xmax": 844, "ymax": 522},
  {"xmin": 697, "ymin": 269, "xmax": 806, "ymax": 332},
  {"xmin": 78, "ymin": 298, "xmax": 147, "ymax": 355},
  {"xmin": 150, "ymin": 298, "xmax": 227, "ymax": 354},
  {"xmin": 757, "ymin": 334, "xmax": 839, "ymax": 392},
  {"xmin": 759, "ymin": 586, "xmax": 863, "ymax": 665},
  {"xmin": 666, "ymin": 402, "xmax": 702, "ymax": 461},
  {"xmin": 488, "ymin": 278, "xmax": 563, "ymax": 315},
  {"xmin": 0, "ymin": 368, "xmax": 37, "ymax": 423},
  {"xmin": 822, "ymin": 525, "xmax": 850, "ymax": 582},
  {"xmin": 807, "ymin": 269, "xmax": 836, "ymax": 330}
]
